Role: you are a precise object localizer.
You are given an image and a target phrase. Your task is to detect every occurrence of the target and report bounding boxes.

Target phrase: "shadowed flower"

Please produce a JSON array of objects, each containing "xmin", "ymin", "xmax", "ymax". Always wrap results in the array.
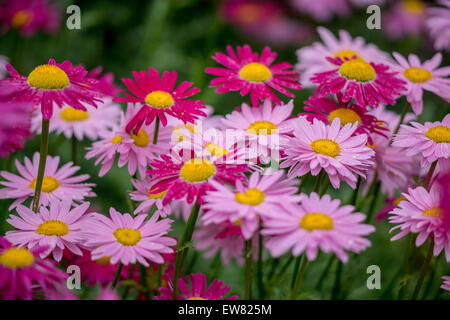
[
  {"xmin": 426, "ymin": 0, "xmax": 450, "ymax": 51},
  {"xmin": 289, "ymin": 0, "xmax": 350, "ymax": 22},
  {"xmin": 0, "ymin": 100, "xmax": 32, "ymax": 158}
]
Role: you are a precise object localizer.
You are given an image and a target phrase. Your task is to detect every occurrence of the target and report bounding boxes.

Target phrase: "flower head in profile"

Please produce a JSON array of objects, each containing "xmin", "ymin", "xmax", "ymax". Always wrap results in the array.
[
  {"xmin": 206, "ymin": 45, "xmax": 302, "ymax": 107},
  {"xmin": 426, "ymin": 0, "xmax": 450, "ymax": 52},
  {"xmin": 0, "ymin": 100, "xmax": 32, "ymax": 158},
  {"xmin": 130, "ymin": 176, "xmax": 171, "ymax": 217}
]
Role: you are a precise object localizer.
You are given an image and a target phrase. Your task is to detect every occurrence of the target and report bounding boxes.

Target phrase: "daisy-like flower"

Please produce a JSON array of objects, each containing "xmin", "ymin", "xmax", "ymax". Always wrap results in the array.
[
  {"xmin": 0, "ymin": 237, "xmax": 66, "ymax": 300},
  {"xmin": 442, "ymin": 276, "xmax": 450, "ymax": 293},
  {"xmin": 384, "ymin": 0, "xmax": 427, "ymax": 40},
  {"xmin": 206, "ymin": 45, "xmax": 302, "ymax": 107},
  {"xmin": 5, "ymin": 200, "xmax": 91, "ymax": 261},
  {"xmin": 311, "ymin": 56, "xmax": 406, "ymax": 109},
  {"xmin": 202, "ymin": 170, "xmax": 300, "ymax": 239},
  {"xmin": 31, "ymin": 98, "xmax": 121, "ymax": 141},
  {"xmin": 295, "ymin": 27, "xmax": 390, "ymax": 88},
  {"xmin": 388, "ymin": 185, "xmax": 450, "ymax": 261},
  {"xmin": 0, "ymin": 55, "xmax": 8, "ymax": 80},
  {"xmin": 0, "ymin": 59, "xmax": 104, "ymax": 119},
  {"xmin": 393, "ymin": 114, "xmax": 450, "ymax": 167},
  {"xmin": 130, "ymin": 177, "xmax": 170, "ymax": 217},
  {"xmin": 0, "ymin": 101, "xmax": 32, "ymax": 158},
  {"xmin": 376, "ymin": 195, "xmax": 407, "ymax": 221},
  {"xmin": 154, "ymin": 272, "xmax": 237, "ymax": 300},
  {"xmin": 114, "ymin": 68, "xmax": 206, "ymax": 132},
  {"xmin": 82, "ymin": 208, "xmax": 176, "ymax": 266},
  {"xmin": 85, "ymin": 103, "xmax": 172, "ymax": 177},
  {"xmin": 300, "ymin": 93, "xmax": 388, "ymax": 145},
  {"xmin": 281, "ymin": 117, "xmax": 375, "ymax": 189},
  {"xmin": 289, "ymin": 0, "xmax": 350, "ymax": 22},
  {"xmin": 262, "ymin": 193, "xmax": 375, "ymax": 262},
  {"xmin": 426, "ymin": 0, "xmax": 450, "ymax": 52},
  {"xmin": 389, "ymin": 52, "xmax": 450, "ymax": 115},
  {"xmin": 86, "ymin": 66, "xmax": 119, "ymax": 97},
  {"xmin": 0, "ymin": 152, "xmax": 95, "ymax": 210}
]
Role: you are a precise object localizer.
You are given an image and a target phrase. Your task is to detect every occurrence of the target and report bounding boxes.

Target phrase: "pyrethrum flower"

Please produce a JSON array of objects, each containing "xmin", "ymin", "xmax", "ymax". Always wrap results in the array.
[
  {"xmin": 83, "ymin": 208, "xmax": 176, "ymax": 266},
  {"xmin": 384, "ymin": 0, "xmax": 427, "ymax": 40},
  {"xmin": 130, "ymin": 177, "xmax": 171, "ymax": 217},
  {"xmin": 0, "ymin": 59, "xmax": 104, "ymax": 119},
  {"xmin": 206, "ymin": 45, "xmax": 302, "ymax": 107},
  {"xmin": 281, "ymin": 117, "xmax": 375, "ymax": 189},
  {"xmin": 262, "ymin": 193, "xmax": 375, "ymax": 262},
  {"xmin": 0, "ymin": 152, "xmax": 95, "ymax": 210},
  {"xmin": 426, "ymin": 0, "xmax": 450, "ymax": 51},
  {"xmin": 0, "ymin": 101, "xmax": 32, "ymax": 157},
  {"xmin": 5, "ymin": 200, "xmax": 91, "ymax": 261}
]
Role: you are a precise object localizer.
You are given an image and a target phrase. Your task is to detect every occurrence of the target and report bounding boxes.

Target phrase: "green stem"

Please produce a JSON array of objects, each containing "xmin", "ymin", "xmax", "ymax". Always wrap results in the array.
[
  {"xmin": 351, "ymin": 177, "xmax": 361, "ymax": 205},
  {"xmin": 32, "ymin": 119, "xmax": 50, "ymax": 213},
  {"xmin": 257, "ymin": 231, "xmax": 265, "ymax": 299},
  {"xmin": 267, "ymin": 258, "xmax": 280, "ymax": 282},
  {"xmin": 411, "ymin": 240, "xmax": 434, "ymax": 300},
  {"xmin": 315, "ymin": 256, "xmax": 336, "ymax": 290},
  {"xmin": 153, "ymin": 116, "xmax": 160, "ymax": 145},
  {"xmin": 290, "ymin": 255, "xmax": 302, "ymax": 289},
  {"xmin": 313, "ymin": 170, "xmax": 325, "ymax": 193},
  {"xmin": 392, "ymin": 102, "xmax": 410, "ymax": 137},
  {"xmin": 157, "ymin": 264, "xmax": 162, "ymax": 288},
  {"xmin": 140, "ymin": 264, "xmax": 150, "ymax": 300},
  {"xmin": 71, "ymin": 136, "xmax": 77, "ymax": 165},
  {"xmin": 112, "ymin": 263, "xmax": 123, "ymax": 288},
  {"xmin": 365, "ymin": 181, "xmax": 381, "ymax": 223},
  {"xmin": 319, "ymin": 175, "xmax": 330, "ymax": 196},
  {"xmin": 244, "ymin": 239, "xmax": 253, "ymax": 300},
  {"xmin": 424, "ymin": 161, "xmax": 437, "ymax": 190},
  {"xmin": 331, "ymin": 261, "xmax": 343, "ymax": 299},
  {"xmin": 289, "ymin": 256, "xmax": 308, "ymax": 300},
  {"xmin": 121, "ymin": 264, "xmax": 136, "ymax": 300}
]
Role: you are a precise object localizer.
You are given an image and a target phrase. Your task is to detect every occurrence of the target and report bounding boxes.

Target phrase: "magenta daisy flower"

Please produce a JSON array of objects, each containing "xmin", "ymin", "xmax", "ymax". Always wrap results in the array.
[
  {"xmin": 82, "ymin": 208, "xmax": 176, "ymax": 266},
  {"xmin": 388, "ymin": 185, "xmax": 450, "ymax": 262},
  {"xmin": 289, "ymin": 0, "xmax": 350, "ymax": 22},
  {"xmin": 0, "ymin": 59, "xmax": 104, "ymax": 119},
  {"xmin": 5, "ymin": 200, "xmax": 91, "ymax": 261},
  {"xmin": 311, "ymin": 56, "xmax": 406, "ymax": 109},
  {"xmin": 206, "ymin": 45, "xmax": 302, "ymax": 107},
  {"xmin": 426, "ymin": 0, "xmax": 450, "ymax": 51},
  {"xmin": 262, "ymin": 193, "xmax": 375, "ymax": 262},
  {"xmin": 0, "ymin": 100, "xmax": 32, "ymax": 158},
  {"xmin": 0, "ymin": 237, "xmax": 66, "ymax": 300},
  {"xmin": 0, "ymin": 152, "xmax": 95, "ymax": 210},
  {"xmin": 130, "ymin": 177, "xmax": 171, "ymax": 217},
  {"xmin": 114, "ymin": 68, "xmax": 206, "ymax": 132},
  {"xmin": 154, "ymin": 272, "xmax": 237, "ymax": 300},
  {"xmin": 442, "ymin": 276, "xmax": 450, "ymax": 293},
  {"xmin": 389, "ymin": 52, "xmax": 450, "ymax": 115},
  {"xmin": 281, "ymin": 117, "xmax": 375, "ymax": 189},
  {"xmin": 202, "ymin": 170, "xmax": 300, "ymax": 239},
  {"xmin": 393, "ymin": 114, "xmax": 450, "ymax": 167}
]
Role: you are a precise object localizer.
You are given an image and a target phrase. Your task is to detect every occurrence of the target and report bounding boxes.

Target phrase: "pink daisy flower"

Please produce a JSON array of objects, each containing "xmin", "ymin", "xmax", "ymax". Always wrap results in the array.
[
  {"xmin": 205, "ymin": 45, "xmax": 302, "ymax": 107},
  {"xmin": 441, "ymin": 276, "xmax": 450, "ymax": 293},
  {"xmin": 202, "ymin": 170, "xmax": 300, "ymax": 239},
  {"xmin": 289, "ymin": 0, "xmax": 350, "ymax": 22},
  {"xmin": 389, "ymin": 52, "xmax": 450, "ymax": 115},
  {"xmin": 393, "ymin": 114, "xmax": 450, "ymax": 167},
  {"xmin": 388, "ymin": 185, "xmax": 450, "ymax": 261},
  {"xmin": 5, "ymin": 200, "xmax": 91, "ymax": 261},
  {"xmin": 281, "ymin": 117, "xmax": 375, "ymax": 189},
  {"xmin": 384, "ymin": 0, "xmax": 427, "ymax": 40},
  {"xmin": 130, "ymin": 176, "xmax": 171, "ymax": 217},
  {"xmin": 262, "ymin": 193, "xmax": 375, "ymax": 262},
  {"xmin": 296, "ymin": 27, "xmax": 390, "ymax": 88},
  {"xmin": 0, "ymin": 59, "xmax": 104, "ymax": 119},
  {"xmin": 0, "ymin": 237, "xmax": 66, "ymax": 300},
  {"xmin": 154, "ymin": 272, "xmax": 237, "ymax": 300},
  {"xmin": 311, "ymin": 56, "xmax": 406, "ymax": 109},
  {"xmin": 0, "ymin": 100, "xmax": 32, "ymax": 158},
  {"xmin": 426, "ymin": 0, "xmax": 450, "ymax": 52},
  {"xmin": 0, "ymin": 152, "xmax": 95, "ymax": 210},
  {"xmin": 376, "ymin": 195, "xmax": 407, "ymax": 221},
  {"xmin": 86, "ymin": 66, "xmax": 119, "ymax": 97},
  {"xmin": 82, "ymin": 208, "xmax": 176, "ymax": 266},
  {"xmin": 114, "ymin": 67, "xmax": 206, "ymax": 132}
]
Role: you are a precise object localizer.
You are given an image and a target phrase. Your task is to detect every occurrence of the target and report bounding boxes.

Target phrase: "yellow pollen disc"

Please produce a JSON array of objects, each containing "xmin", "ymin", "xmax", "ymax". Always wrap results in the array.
[
  {"xmin": 328, "ymin": 108, "xmax": 362, "ymax": 126},
  {"xmin": 366, "ymin": 142, "xmax": 377, "ymax": 148},
  {"xmin": 239, "ymin": 62, "xmax": 272, "ymax": 82},
  {"xmin": 402, "ymin": 0, "xmax": 425, "ymax": 14},
  {"xmin": 403, "ymin": 67, "xmax": 432, "ymax": 83},
  {"xmin": 29, "ymin": 176, "xmax": 60, "ymax": 193},
  {"xmin": 27, "ymin": 64, "xmax": 70, "ymax": 90},
  {"xmin": 0, "ymin": 247, "xmax": 34, "ymax": 269},
  {"xmin": 145, "ymin": 91, "xmax": 174, "ymax": 109},
  {"xmin": 111, "ymin": 135, "xmax": 123, "ymax": 144},
  {"xmin": 393, "ymin": 196, "xmax": 406, "ymax": 206},
  {"xmin": 234, "ymin": 188, "xmax": 266, "ymax": 206},
  {"xmin": 60, "ymin": 107, "xmax": 89, "ymax": 122},
  {"xmin": 233, "ymin": 218, "xmax": 242, "ymax": 226},
  {"xmin": 11, "ymin": 10, "xmax": 33, "ymax": 28},
  {"xmin": 148, "ymin": 188, "xmax": 167, "ymax": 199},
  {"xmin": 333, "ymin": 49, "xmax": 362, "ymax": 61},
  {"xmin": 422, "ymin": 207, "xmax": 443, "ymax": 219},
  {"xmin": 95, "ymin": 256, "xmax": 111, "ymax": 265},
  {"xmin": 187, "ymin": 297, "xmax": 206, "ymax": 300},
  {"xmin": 36, "ymin": 220, "xmax": 69, "ymax": 236},
  {"xmin": 246, "ymin": 121, "xmax": 277, "ymax": 135},
  {"xmin": 299, "ymin": 213, "xmax": 334, "ymax": 231},
  {"xmin": 114, "ymin": 228, "xmax": 142, "ymax": 246},
  {"xmin": 339, "ymin": 59, "xmax": 376, "ymax": 82},
  {"xmin": 311, "ymin": 139, "xmax": 340, "ymax": 158},
  {"xmin": 131, "ymin": 129, "xmax": 150, "ymax": 147},
  {"xmin": 425, "ymin": 126, "xmax": 450, "ymax": 143},
  {"xmin": 205, "ymin": 142, "xmax": 228, "ymax": 157},
  {"xmin": 180, "ymin": 158, "xmax": 216, "ymax": 183}
]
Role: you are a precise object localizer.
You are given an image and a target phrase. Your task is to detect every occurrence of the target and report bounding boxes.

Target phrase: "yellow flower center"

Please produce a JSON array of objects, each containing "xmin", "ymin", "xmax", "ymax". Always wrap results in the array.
[
  {"xmin": 131, "ymin": 129, "xmax": 150, "ymax": 147},
  {"xmin": 205, "ymin": 142, "xmax": 228, "ymax": 157},
  {"xmin": 113, "ymin": 228, "xmax": 142, "ymax": 246},
  {"xmin": 60, "ymin": 107, "xmax": 89, "ymax": 122},
  {"xmin": 425, "ymin": 126, "xmax": 450, "ymax": 143},
  {"xmin": 311, "ymin": 139, "xmax": 340, "ymax": 158},
  {"xmin": 36, "ymin": 220, "xmax": 69, "ymax": 236},
  {"xmin": 239, "ymin": 62, "xmax": 272, "ymax": 82},
  {"xmin": 403, "ymin": 67, "xmax": 432, "ymax": 83},
  {"xmin": 187, "ymin": 297, "xmax": 206, "ymax": 300},
  {"xmin": 111, "ymin": 135, "xmax": 123, "ymax": 144},
  {"xmin": 246, "ymin": 121, "xmax": 277, "ymax": 135},
  {"xmin": 402, "ymin": 0, "xmax": 425, "ymax": 14},
  {"xmin": 299, "ymin": 213, "xmax": 334, "ymax": 231},
  {"xmin": 27, "ymin": 64, "xmax": 70, "ymax": 90},
  {"xmin": 328, "ymin": 108, "xmax": 362, "ymax": 126},
  {"xmin": 148, "ymin": 188, "xmax": 167, "ymax": 199},
  {"xmin": 145, "ymin": 91, "xmax": 174, "ymax": 109},
  {"xmin": 11, "ymin": 10, "xmax": 33, "ymax": 28},
  {"xmin": 422, "ymin": 207, "xmax": 443, "ymax": 219},
  {"xmin": 339, "ymin": 59, "xmax": 376, "ymax": 82},
  {"xmin": 0, "ymin": 247, "xmax": 34, "ymax": 269},
  {"xmin": 333, "ymin": 49, "xmax": 362, "ymax": 61},
  {"xmin": 29, "ymin": 176, "xmax": 60, "ymax": 193},
  {"xmin": 234, "ymin": 188, "xmax": 266, "ymax": 206},
  {"xmin": 233, "ymin": 218, "xmax": 242, "ymax": 226},
  {"xmin": 95, "ymin": 256, "xmax": 111, "ymax": 265},
  {"xmin": 180, "ymin": 158, "xmax": 216, "ymax": 183},
  {"xmin": 393, "ymin": 196, "xmax": 406, "ymax": 206}
]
